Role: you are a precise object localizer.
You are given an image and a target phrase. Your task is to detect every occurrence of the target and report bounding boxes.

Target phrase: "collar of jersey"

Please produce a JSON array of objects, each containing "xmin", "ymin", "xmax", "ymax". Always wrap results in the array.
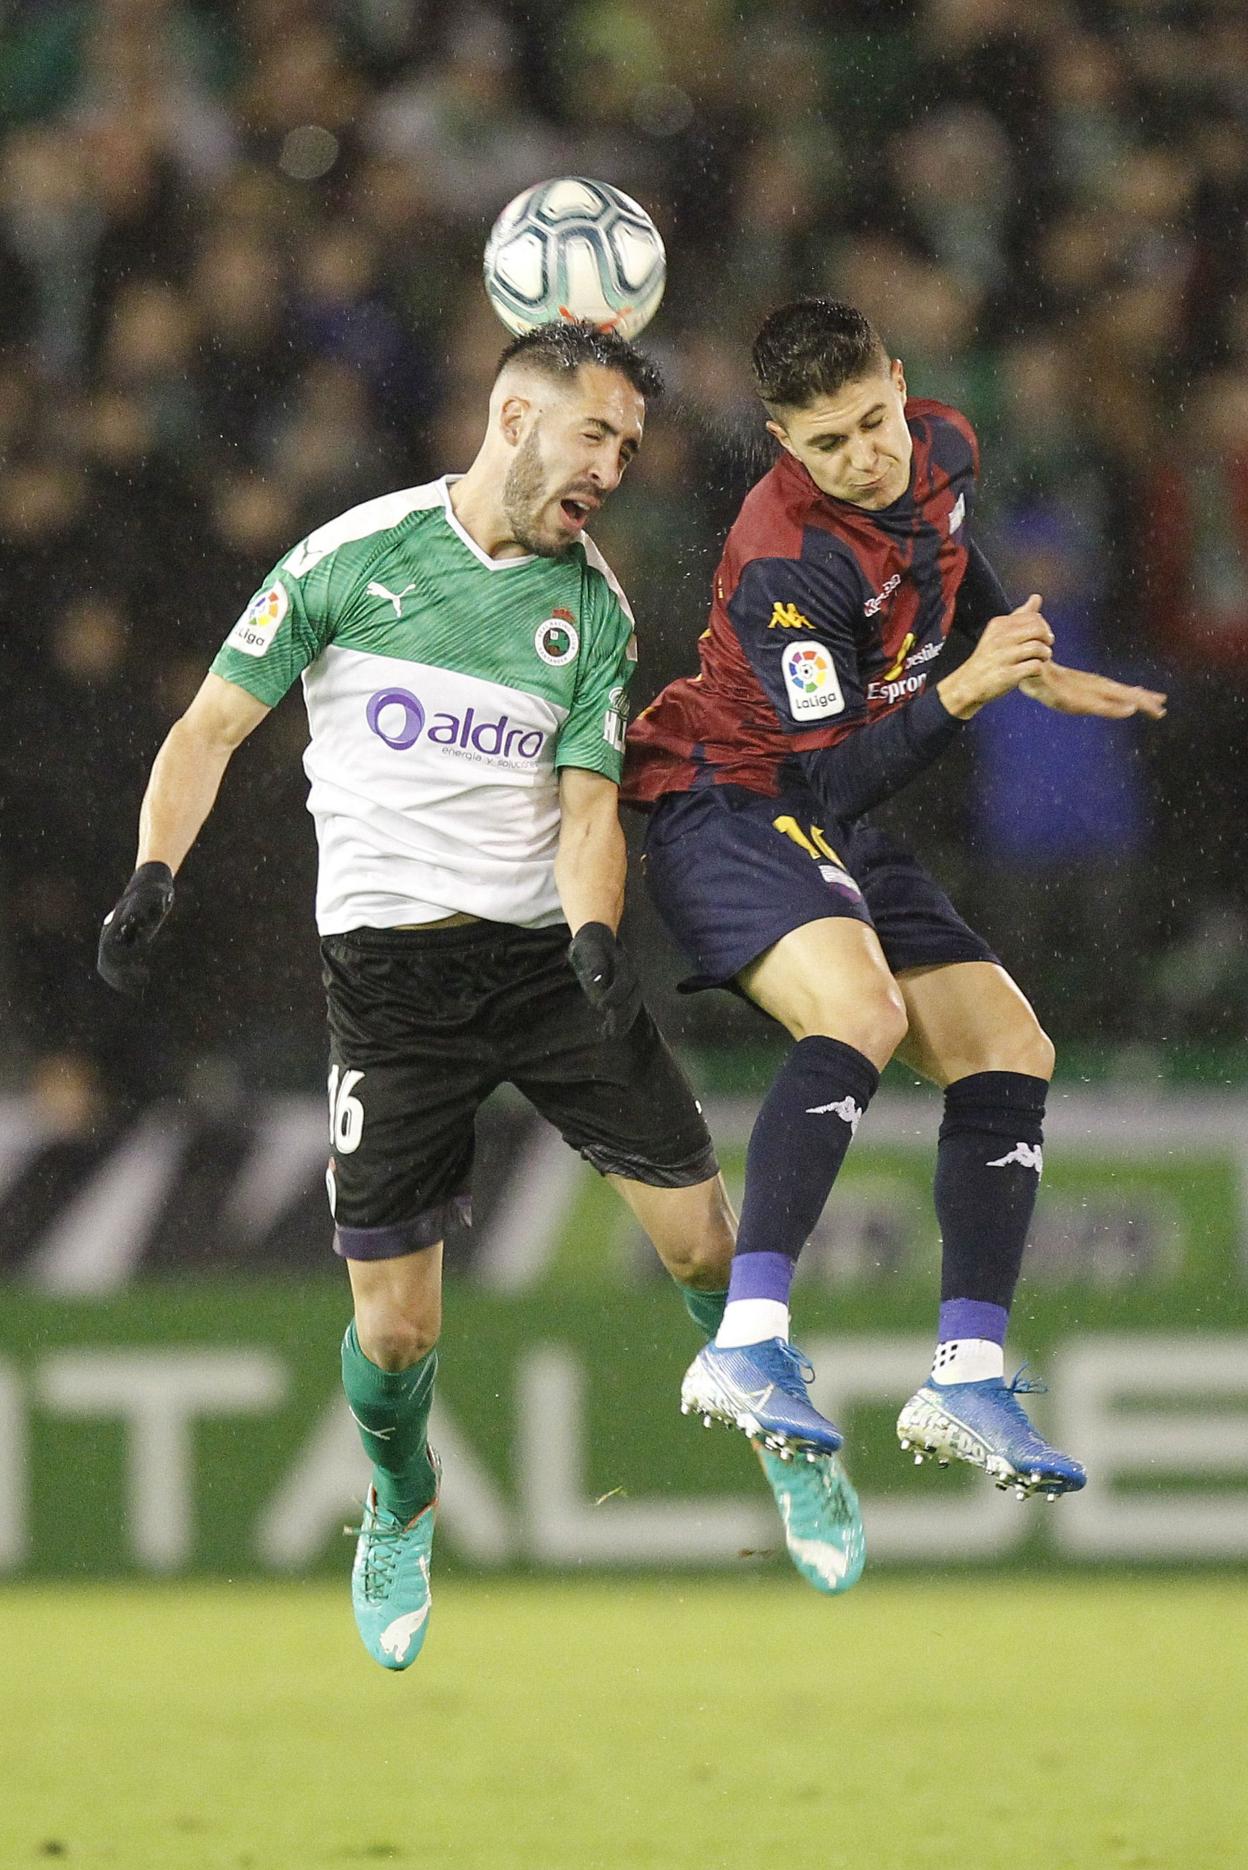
[{"xmin": 438, "ymin": 474, "xmax": 540, "ymax": 571}]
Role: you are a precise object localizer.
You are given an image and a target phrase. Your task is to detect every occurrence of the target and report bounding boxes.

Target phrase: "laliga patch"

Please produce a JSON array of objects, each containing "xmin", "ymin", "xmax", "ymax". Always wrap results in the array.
[
  {"xmin": 226, "ymin": 583, "xmax": 288, "ymax": 658},
  {"xmin": 535, "ymin": 612, "xmax": 579, "ymax": 666},
  {"xmin": 783, "ymin": 643, "xmax": 845, "ymax": 720}
]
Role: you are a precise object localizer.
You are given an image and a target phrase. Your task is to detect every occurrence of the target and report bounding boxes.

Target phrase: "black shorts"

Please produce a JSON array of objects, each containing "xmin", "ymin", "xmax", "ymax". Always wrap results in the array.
[
  {"xmin": 321, "ymin": 921, "xmax": 718, "ymax": 1260},
  {"xmin": 642, "ymin": 785, "xmax": 996, "ymax": 989}
]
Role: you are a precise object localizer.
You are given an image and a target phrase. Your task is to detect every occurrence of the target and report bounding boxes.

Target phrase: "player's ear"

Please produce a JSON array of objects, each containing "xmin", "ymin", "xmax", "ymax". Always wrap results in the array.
[
  {"xmin": 765, "ymin": 418, "xmax": 799, "ymax": 460},
  {"xmin": 498, "ymin": 392, "xmax": 531, "ymax": 447},
  {"xmin": 891, "ymin": 358, "xmax": 907, "ymax": 401}
]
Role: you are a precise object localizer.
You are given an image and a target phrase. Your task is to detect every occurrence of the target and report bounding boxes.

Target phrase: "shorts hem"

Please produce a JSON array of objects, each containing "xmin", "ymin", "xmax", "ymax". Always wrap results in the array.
[
  {"xmin": 583, "ymin": 1139, "xmax": 720, "ymax": 1188},
  {"xmin": 333, "ymin": 1196, "xmax": 472, "ymax": 1260}
]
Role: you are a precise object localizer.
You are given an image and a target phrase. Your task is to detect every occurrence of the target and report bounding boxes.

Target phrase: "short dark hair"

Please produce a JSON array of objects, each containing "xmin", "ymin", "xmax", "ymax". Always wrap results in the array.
[
  {"xmin": 496, "ymin": 319, "xmax": 663, "ymax": 400},
  {"xmin": 752, "ymin": 299, "xmax": 889, "ymax": 411}
]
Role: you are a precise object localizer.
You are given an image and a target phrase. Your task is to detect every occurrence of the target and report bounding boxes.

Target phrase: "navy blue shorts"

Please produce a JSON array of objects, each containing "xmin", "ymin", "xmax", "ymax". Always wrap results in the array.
[{"xmin": 641, "ymin": 785, "xmax": 996, "ymax": 990}]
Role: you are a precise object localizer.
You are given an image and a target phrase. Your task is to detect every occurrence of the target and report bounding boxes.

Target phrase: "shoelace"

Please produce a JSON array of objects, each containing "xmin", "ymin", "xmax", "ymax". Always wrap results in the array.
[
  {"xmin": 343, "ymin": 1504, "xmax": 409, "ymax": 1602},
  {"xmin": 769, "ymin": 1340, "xmax": 817, "ymax": 1397},
  {"xmin": 1005, "ymin": 1364, "xmax": 1048, "ymax": 1397}
]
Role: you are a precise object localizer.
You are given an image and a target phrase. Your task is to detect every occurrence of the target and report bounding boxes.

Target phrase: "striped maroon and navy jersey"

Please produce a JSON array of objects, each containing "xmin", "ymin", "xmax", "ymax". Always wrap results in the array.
[{"xmin": 624, "ymin": 398, "xmax": 979, "ymax": 806}]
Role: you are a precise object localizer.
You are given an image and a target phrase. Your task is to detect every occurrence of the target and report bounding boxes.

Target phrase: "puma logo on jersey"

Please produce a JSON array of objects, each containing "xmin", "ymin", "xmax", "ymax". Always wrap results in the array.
[
  {"xmin": 987, "ymin": 1141, "xmax": 1043, "ymax": 1174},
  {"xmin": 805, "ymin": 1096, "xmax": 863, "ymax": 1133},
  {"xmin": 367, "ymin": 579, "xmax": 417, "ymax": 618}
]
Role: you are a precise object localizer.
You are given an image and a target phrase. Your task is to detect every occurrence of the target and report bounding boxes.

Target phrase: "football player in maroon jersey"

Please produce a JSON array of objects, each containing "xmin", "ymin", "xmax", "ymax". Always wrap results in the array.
[{"xmin": 625, "ymin": 299, "xmax": 1165, "ymax": 1543}]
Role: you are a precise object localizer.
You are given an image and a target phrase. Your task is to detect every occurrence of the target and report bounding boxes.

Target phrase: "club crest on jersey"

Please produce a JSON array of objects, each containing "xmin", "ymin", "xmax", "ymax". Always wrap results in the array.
[
  {"xmin": 783, "ymin": 643, "xmax": 845, "ymax": 720},
  {"xmin": 225, "ymin": 582, "xmax": 288, "ymax": 657},
  {"xmin": 535, "ymin": 609, "xmax": 579, "ymax": 666}
]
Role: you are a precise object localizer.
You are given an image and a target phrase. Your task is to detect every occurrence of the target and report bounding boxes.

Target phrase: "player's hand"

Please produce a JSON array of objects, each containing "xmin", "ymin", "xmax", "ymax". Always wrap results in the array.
[
  {"xmin": 97, "ymin": 862, "xmax": 175, "ymax": 997},
  {"xmin": 568, "ymin": 921, "xmax": 644, "ymax": 1039},
  {"xmin": 1020, "ymin": 661, "xmax": 1168, "ymax": 719},
  {"xmin": 938, "ymin": 595, "xmax": 1054, "ymax": 718}
]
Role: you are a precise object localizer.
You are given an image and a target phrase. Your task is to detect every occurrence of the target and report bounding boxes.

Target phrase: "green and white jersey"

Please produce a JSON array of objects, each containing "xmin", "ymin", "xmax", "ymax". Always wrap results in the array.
[{"xmin": 210, "ymin": 476, "xmax": 636, "ymax": 934}]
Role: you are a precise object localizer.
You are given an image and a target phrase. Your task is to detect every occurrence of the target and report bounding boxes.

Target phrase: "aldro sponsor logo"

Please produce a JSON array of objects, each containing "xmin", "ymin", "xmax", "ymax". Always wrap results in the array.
[{"xmin": 365, "ymin": 689, "xmax": 548, "ymax": 766}]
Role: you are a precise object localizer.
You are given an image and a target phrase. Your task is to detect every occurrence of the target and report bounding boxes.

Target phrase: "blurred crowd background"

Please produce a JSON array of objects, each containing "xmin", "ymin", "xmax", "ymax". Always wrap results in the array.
[{"xmin": 2, "ymin": 0, "xmax": 1246, "ymax": 1126}]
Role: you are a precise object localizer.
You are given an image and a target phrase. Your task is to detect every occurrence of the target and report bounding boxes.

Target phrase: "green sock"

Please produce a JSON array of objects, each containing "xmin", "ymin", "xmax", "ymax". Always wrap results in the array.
[
  {"xmin": 680, "ymin": 1284, "xmax": 728, "ymax": 1340},
  {"xmin": 341, "ymin": 1321, "xmax": 439, "ymax": 1521}
]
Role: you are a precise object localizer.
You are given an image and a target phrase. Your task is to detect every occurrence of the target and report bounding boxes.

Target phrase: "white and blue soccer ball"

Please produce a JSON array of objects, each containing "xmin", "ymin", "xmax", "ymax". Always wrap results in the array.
[{"xmin": 483, "ymin": 177, "xmax": 666, "ymax": 340}]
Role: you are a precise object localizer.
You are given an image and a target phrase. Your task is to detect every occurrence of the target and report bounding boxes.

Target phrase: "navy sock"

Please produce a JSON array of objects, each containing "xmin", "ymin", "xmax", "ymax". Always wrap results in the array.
[
  {"xmin": 731, "ymin": 1036, "xmax": 880, "ymax": 1295},
  {"xmin": 934, "ymin": 1071, "xmax": 1048, "ymax": 1312}
]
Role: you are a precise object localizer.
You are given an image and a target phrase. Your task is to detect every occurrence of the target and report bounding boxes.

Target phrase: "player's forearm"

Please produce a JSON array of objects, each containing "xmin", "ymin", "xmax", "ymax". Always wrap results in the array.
[
  {"xmin": 136, "ymin": 716, "xmax": 236, "ymax": 874},
  {"xmin": 554, "ymin": 809, "xmax": 627, "ymax": 934},
  {"xmin": 796, "ymin": 685, "xmax": 964, "ymax": 822}
]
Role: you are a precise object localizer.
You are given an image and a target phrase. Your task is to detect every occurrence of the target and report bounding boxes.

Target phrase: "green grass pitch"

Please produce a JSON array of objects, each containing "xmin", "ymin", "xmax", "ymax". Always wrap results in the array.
[{"xmin": 1, "ymin": 1577, "xmax": 1242, "ymax": 1869}]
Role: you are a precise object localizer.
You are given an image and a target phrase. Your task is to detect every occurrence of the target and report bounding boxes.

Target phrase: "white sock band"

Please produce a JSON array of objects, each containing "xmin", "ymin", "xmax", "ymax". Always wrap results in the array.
[
  {"xmin": 716, "ymin": 1298, "xmax": 790, "ymax": 1348},
  {"xmin": 932, "ymin": 1337, "xmax": 1004, "ymax": 1383}
]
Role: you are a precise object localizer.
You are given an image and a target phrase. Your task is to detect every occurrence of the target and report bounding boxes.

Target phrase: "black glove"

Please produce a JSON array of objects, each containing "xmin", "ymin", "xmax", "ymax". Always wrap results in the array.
[
  {"xmin": 97, "ymin": 862, "xmax": 175, "ymax": 997},
  {"xmin": 568, "ymin": 921, "xmax": 644, "ymax": 1039}
]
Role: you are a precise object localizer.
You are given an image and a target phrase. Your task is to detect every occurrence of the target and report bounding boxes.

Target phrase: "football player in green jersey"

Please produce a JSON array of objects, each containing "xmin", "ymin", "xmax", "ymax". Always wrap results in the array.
[{"xmin": 99, "ymin": 322, "xmax": 866, "ymax": 1669}]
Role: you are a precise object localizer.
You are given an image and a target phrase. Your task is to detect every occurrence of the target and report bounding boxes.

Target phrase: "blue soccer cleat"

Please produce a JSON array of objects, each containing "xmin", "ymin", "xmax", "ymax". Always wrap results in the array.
[
  {"xmin": 348, "ymin": 1447, "xmax": 441, "ymax": 1670},
  {"xmin": 757, "ymin": 1445, "xmax": 866, "ymax": 1595},
  {"xmin": 680, "ymin": 1339, "xmax": 843, "ymax": 1458},
  {"xmin": 896, "ymin": 1371, "xmax": 1086, "ymax": 1501}
]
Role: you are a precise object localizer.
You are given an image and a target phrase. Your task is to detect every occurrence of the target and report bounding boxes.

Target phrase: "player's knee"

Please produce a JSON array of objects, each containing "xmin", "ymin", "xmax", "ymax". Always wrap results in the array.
[
  {"xmin": 665, "ymin": 1233, "xmax": 734, "ymax": 1289},
  {"xmin": 355, "ymin": 1309, "xmax": 441, "ymax": 1372},
  {"xmin": 1016, "ymin": 1023, "xmax": 1056, "ymax": 1082},
  {"xmin": 873, "ymin": 986, "xmax": 909, "ymax": 1060}
]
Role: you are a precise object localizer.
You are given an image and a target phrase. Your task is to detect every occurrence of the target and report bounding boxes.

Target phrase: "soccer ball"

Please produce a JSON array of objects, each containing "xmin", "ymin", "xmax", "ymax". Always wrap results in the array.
[{"xmin": 483, "ymin": 177, "xmax": 666, "ymax": 340}]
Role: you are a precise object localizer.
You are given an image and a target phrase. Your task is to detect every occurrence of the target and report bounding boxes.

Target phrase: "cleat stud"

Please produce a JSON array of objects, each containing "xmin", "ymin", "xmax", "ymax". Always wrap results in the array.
[
  {"xmin": 780, "ymin": 1448, "xmax": 793, "ymax": 1463},
  {"xmin": 680, "ymin": 1403, "xmax": 690, "ymax": 1416},
  {"xmin": 702, "ymin": 1415, "xmax": 713, "ymax": 1428},
  {"xmin": 938, "ymin": 1459, "xmax": 949, "ymax": 1468},
  {"xmin": 1047, "ymin": 1492, "xmax": 1058, "ymax": 1502},
  {"xmin": 899, "ymin": 1438, "xmax": 911, "ymax": 1450},
  {"xmin": 913, "ymin": 1453, "xmax": 923, "ymax": 1466},
  {"xmin": 806, "ymin": 1451, "xmax": 817, "ymax": 1464}
]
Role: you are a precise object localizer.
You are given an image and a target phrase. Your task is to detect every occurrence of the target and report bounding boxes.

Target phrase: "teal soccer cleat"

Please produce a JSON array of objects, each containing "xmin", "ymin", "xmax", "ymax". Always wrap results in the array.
[
  {"xmin": 349, "ymin": 1447, "xmax": 441, "ymax": 1670},
  {"xmin": 897, "ymin": 1371, "xmax": 1086, "ymax": 1501},
  {"xmin": 680, "ymin": 1338, "xmax": 843, "ymax": 1458},
  {"xmin": 757, "ymin": 1445, "xmax": 866, "ymax": 1595}
]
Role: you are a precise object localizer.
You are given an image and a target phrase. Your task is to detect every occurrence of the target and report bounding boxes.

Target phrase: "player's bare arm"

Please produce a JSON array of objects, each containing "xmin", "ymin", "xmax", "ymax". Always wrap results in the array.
[
  {"xmin": 1019, "ymin": 660, "xmax": 1167, "ymax": 720},
  {"xmin": 99, "ymin": 673, "xmax": 270, "ymax": 995},
  {"xmin": 558, "ymin": 765, "xmax": 643, "ymax": 1038},
  {"xmin": 935, "ymin": 594, "xmax": 1055, "ymax": 719},
  {"xmin": 137, "ymin": 673, "xmax": 272, "ymax": 872}
]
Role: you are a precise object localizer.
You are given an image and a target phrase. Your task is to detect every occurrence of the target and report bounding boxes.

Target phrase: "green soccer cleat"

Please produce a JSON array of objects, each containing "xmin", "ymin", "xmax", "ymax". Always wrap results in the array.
[
  {"xmin": 348, "ymin": 1447, "xmax": 441, "ymax": 1670},
  {"xmin": 756, "ymin": 1444, "xmax": 866, "ymax": 1595}
]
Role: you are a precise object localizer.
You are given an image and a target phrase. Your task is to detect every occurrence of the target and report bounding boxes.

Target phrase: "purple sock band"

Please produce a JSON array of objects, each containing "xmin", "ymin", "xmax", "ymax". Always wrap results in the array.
[
  {"xmin": 938, "ymin": 1298, "xmax": 1008, "ymax": 1345},
  {"xmin": 726, "ymin": 1250, "xmax": 795, "ymax": 1307}
]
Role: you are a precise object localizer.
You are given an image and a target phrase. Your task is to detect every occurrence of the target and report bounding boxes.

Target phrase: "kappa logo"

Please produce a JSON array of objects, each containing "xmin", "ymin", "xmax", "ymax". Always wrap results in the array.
[
  {"xmin": 805, "ymin": 1095, "xmax": 863, "ymax": 1133},
  {"xmin": 987, "ymin": 1141, "xmax": 1044, "ymax": 1174},
  {"xmin": 768, "ymin": 601, "xmax": 813, "ymax": 631},
  {"xmin": 367, "ymin": 579, "xmax": 417, "ymax": 619}
]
